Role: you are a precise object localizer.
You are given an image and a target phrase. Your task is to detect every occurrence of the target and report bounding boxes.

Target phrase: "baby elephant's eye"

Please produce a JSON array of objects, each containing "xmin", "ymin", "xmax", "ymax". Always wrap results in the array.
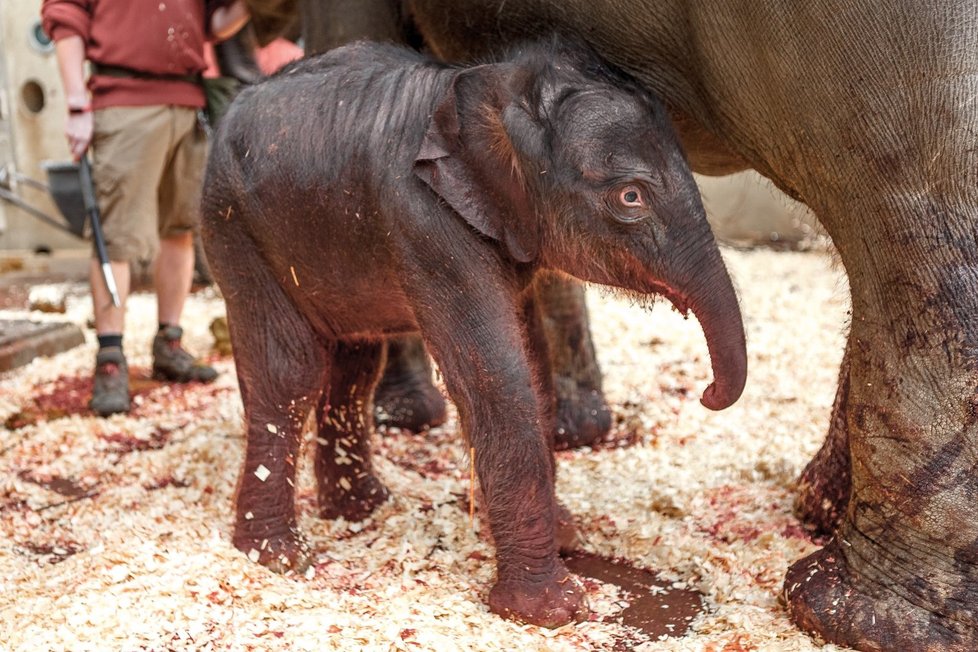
[{"xmin": 619, "ymin": 186, "xmax": 645, "ymax": 208}]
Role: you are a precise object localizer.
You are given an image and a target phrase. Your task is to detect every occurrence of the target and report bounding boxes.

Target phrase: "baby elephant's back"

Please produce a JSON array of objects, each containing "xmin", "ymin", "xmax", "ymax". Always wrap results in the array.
[{"xmin": 208, "ymin": 42, "xmax": 441, "ymax": 217}]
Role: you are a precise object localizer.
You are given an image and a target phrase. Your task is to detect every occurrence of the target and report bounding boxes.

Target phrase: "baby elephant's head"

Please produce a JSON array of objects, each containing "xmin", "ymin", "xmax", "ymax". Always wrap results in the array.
[{"xmin": 415, "ymin": 39, "xmax": 747, "ymax": 410}]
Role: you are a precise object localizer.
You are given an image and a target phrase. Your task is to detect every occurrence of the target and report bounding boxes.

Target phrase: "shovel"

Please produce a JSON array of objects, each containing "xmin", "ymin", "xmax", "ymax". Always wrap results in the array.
[{"xmin": 77, "ymin": 156, "xmax": 121, "ymax": 307}]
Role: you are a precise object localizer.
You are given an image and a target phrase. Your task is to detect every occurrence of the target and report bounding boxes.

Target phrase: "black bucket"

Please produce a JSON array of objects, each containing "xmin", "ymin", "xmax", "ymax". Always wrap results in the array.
[{"xmin": 42, "ymin": 161, "xmax": 87, "ymax": 237}]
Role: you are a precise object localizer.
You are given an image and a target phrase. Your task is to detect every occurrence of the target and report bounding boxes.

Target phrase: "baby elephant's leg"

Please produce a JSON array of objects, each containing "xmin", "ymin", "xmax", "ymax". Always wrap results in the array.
[
  {"xmin": 522, "ymin": 295, "xmax": 581, "ymax": 553},
  {"xmin": 218, "ymin": 240, "xmax": 327, "ymax": 574},
  {"xmin": 316, "ymin": 339, "xmax": 390, "ymax": 521},
  {"xmin": 420, "ymin": 309, "xmax": 586, "ymax": 627}
]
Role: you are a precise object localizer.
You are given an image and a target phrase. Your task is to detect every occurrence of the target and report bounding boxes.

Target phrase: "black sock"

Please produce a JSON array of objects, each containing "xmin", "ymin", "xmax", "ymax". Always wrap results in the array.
[
  {"xmin": 97, "ymin": 333, "xmax": 123, "ymax": 350},
  {"xmin": 159, "ymin": 322, "xmax": 172, "ymax": 332}
]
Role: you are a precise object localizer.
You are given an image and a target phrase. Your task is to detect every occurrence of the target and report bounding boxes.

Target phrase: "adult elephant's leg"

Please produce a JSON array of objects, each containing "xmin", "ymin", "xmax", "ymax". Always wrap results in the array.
[
  {"xmin": 785, "ymin": 194, "xmax": 978, "ymax": 650},
  {"xmin": 534, "ymin": 274, "xmax": 611, "ymax": 449},
  {"xmin": 794, "ymin": 338, "xmax": 851, "ymax": 535},
  {"xmin": 373, "ymin": 335, "xmax": 447, "ymax": 432},
  {"xmin": 665, "ymin": 5, "xmax": 978, "ymax": 645},
  {"xmin": 299, "ymin": 0, "xmax": 410, "ymax": 55}
]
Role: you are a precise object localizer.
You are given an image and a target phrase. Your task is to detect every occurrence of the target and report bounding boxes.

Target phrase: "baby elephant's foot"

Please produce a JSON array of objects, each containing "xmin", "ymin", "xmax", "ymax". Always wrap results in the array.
[
  {"xmin": 489, "ymin": 564, "xmax": 587, "ymax": 627},
  {"xmin": 233, "ymin": 527, "xmax": 312, "ymax": 574},
  {"xmin": 319, "ymin": 474, "xmax": 390, "ymax": 521}
]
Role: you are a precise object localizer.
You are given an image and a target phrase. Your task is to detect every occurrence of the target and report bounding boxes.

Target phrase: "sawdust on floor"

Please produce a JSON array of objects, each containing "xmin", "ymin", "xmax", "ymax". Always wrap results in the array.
[{"xmin": 0, "ymin": 248, "xmax": 851, "ymax": 651}]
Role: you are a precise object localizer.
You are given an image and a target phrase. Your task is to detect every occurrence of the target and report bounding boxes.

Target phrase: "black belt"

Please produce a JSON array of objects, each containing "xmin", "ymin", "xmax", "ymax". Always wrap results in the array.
[{"xmin": 91, "ymin": 62, "xmax": 201, "ymax": 85}]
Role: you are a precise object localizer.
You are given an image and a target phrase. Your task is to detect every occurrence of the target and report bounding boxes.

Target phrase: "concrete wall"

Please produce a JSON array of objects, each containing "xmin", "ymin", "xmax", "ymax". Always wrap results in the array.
[{"xmin": 0, "ymin": 0, "xmax": 80, "ymax": 252}]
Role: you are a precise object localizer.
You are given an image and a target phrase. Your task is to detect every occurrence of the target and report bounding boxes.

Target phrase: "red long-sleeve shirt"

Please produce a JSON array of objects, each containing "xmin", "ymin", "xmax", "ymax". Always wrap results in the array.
[{"xmin": 41, "ymin": 0, "xmax": 231, "ymax": 109}]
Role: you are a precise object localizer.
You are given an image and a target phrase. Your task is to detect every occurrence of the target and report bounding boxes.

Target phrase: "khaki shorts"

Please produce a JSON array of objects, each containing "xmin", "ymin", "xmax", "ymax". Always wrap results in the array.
[{"xmin": 91, "ymin": 105, "xmax": 206, "ymax": 263}]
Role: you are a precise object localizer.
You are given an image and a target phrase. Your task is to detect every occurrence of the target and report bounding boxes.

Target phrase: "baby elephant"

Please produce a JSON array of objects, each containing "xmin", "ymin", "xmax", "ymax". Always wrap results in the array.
[{"xmin": 202, "ymin": 39, "xmax": 747, "ymax": 627}]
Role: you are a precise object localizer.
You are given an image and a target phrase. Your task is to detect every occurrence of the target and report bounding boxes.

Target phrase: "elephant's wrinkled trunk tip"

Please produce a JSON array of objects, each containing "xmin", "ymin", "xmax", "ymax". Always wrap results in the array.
[
  {"xmin": 700, "ymin": 374, "xmax": 745, "ymax": 411},
  {"xmin": 657, "ymin": 277, "xmax": 747, "ymax": 411},
  {"xmin": 696, "ymin": 315, "xmax": 747, "ymax": 411},
  {"xmin": 681, "ymin": 268, "xmax": 748, "ymax": 411}
]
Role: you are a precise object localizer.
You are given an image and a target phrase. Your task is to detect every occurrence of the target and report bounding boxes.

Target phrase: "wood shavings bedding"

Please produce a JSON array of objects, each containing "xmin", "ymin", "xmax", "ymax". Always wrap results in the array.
[{"xmin": 0, "ymin": 249, "xmax": 851, "ymax": 651}]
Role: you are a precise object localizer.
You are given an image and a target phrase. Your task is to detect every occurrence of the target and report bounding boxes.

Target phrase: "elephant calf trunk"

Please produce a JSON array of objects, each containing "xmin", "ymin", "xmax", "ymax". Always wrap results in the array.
[{"xmin": 687, "ymin": 265, "xmax": 748, "ymax": 411}]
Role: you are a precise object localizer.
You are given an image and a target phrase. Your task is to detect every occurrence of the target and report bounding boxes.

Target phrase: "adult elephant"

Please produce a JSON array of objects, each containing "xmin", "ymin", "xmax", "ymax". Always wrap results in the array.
[{"xmin": 245, "ymin": 1, "xmax": 978, "ymax": 650}]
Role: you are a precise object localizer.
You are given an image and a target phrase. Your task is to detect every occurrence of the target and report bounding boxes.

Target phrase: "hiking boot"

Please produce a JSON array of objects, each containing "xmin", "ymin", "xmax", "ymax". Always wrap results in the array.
[
  {"xmin": 152, "ymin": 325, "xmax": 218, "ymax": 382},
  {"xmin": 90, "ymin": 346, "xmax": 131, "ymax": 416}
]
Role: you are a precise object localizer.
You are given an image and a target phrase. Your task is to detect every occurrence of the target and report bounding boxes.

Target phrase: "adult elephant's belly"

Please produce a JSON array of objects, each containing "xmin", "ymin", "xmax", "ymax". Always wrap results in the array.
[
  {"xmin": 666, "ymin": 108, "xmax": 751, "ymax": 178},
  {"xmin": 408, "ymin": 1, "xmax": 753, "ymax": 178}
]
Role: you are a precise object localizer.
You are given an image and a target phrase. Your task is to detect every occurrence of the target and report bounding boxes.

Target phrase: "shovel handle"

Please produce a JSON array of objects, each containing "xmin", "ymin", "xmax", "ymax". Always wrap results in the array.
[
  {"xmin": 80, "ymin": 156, "xmax": 121, "ymax": 308},
  {"xmin": 78, "ymin": 156, "xmax": 97, "ymax": 211}
]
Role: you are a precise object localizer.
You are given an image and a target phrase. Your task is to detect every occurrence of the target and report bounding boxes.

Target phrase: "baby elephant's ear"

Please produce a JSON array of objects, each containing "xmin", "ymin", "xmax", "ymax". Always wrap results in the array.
[{"xmin": 414, "ymin": 66, "xmax": 539, "ymax": 264}]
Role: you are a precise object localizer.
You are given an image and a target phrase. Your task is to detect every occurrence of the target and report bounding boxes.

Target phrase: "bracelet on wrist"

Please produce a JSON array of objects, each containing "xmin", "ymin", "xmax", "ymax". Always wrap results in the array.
[{"xmin": 68, "ymin": 103, "xmax": 92, "ymax": 115}]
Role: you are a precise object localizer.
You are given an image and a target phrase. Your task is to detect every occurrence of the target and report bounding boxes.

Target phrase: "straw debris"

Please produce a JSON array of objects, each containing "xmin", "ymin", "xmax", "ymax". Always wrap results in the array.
[{"xmin": 0, "ymin": 250, "xmax": 851, "ymax": 650}]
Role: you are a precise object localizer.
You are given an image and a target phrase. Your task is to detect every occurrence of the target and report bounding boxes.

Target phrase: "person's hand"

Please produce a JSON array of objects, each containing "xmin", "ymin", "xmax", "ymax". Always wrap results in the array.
[
  {"xmin": 65, "ymin": 109, "xmax": 93, "ymax": 160},
  {"xmin": 211, "ymin": 0, "xmax": 249, "ymax": 41}
]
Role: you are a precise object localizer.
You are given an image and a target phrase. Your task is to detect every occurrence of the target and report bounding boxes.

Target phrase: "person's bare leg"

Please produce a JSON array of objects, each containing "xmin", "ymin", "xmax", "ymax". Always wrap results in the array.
[
  {"xmin": 151, "ymin": 231, "xmax": 218, "ymax": 382},
  {"xmin": 91, "ymin": 258, "xmax": 131, "ymax": 334},
  {"xmin": 155, "ymin": 231, "xmax": 195, "ymax": 326}
]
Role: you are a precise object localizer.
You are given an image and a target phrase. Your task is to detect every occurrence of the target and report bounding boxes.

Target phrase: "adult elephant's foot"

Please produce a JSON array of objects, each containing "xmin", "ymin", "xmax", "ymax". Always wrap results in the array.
[
  {"xmin": 536, "ymin": 273, "xmax": 611, "ymax": 449},
  {"xmin": 374, "ymin": 335, "xmax": 447, "ymax": 432},
  {"xmin": 783, "ymin": 257, "xmax": 978, "ymax": 650},
  {"xmin": 777, "ymin": 185, "xmax": 978, "ymax": 648},
  {"xmin": 785, "ymin": 533, "xmax": 977, "ymax": 651},
  {"xmin": 554, "ymin": 379, "xmax": 612, "ymax": 449},
  {"xmin": 794, "ymin": 341, "xmax": 851, "ymax": 536},
  {"xmin": 233, "ymin": 526, "xmax": 312, "ymax": 574},
  {"xmin": 793, "ymin": 431, "xmax": 850, "ymax": 536},
  {"xmin": 555, "ymin": 501, "xmax": 581, "ymax": 553},
  {"xmin": 488, "ymin": 563, "xmax": 587, "ymax": 627}
]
